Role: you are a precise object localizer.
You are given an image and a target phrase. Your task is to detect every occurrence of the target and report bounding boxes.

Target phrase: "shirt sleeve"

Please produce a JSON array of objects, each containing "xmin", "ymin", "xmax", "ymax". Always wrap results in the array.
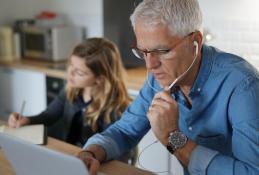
[
  {"xmin": 83, "ymin": 77, "xmax": 157, "ymax": 161},
  {"xmin": 189, "ymin": 75, "xmax": 259, "ymax": 175},
  {"xmin": 188, "ymin": 146, "xmax": 219, "ymax": 174}
]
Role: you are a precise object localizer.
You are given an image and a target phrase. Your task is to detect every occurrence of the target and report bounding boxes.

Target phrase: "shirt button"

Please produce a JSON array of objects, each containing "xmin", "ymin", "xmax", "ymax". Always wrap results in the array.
[
  {"xmin": 188, "ymin": 126, "xmax": 193, "ymax": 131},
  {"xmin": 197, "ymin": 88, "xmax": 201, "ymax": 92}
]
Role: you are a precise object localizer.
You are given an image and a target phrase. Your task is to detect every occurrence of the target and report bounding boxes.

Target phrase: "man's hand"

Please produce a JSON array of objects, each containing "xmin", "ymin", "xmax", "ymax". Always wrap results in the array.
[
  {"xmin": 147, "ymin": 90, "xmax": 179, "ymax": 146},
  {"xmin": 77, "ymin": 150, "xmax": 100, "ymax": 175},
  {"xmin": 77, "ymin": 145, "xmax": 106, "ymax": 175}
]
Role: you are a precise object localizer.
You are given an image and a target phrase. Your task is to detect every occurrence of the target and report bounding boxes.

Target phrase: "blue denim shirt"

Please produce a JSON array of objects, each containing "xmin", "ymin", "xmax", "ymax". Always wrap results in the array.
[{"xmin": 84, "ymin": 45, "xmax": 259, "ymax": 175}]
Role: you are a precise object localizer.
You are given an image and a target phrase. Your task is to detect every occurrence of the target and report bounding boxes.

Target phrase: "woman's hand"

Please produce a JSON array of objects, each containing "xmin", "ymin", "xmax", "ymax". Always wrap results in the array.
[
  {"xmin": 8, "ymin": 112, "xmax": 30, "ymax": 128},
  {"xmin": 77, "ymin": 150, "xmax": 100, "ymax": 175}
]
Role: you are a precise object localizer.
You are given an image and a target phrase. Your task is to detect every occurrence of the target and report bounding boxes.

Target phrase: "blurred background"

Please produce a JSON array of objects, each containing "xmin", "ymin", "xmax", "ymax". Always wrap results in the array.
[{"xmin": 0, "ymin": 1, "xmax": 258, "ymax": 175}]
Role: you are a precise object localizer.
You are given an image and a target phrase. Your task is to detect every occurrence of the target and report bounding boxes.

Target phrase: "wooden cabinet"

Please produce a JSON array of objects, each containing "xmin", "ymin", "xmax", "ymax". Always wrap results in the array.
[{"xmin": 0, "ymin": 67, "xmax": 47, "ymax": 120}]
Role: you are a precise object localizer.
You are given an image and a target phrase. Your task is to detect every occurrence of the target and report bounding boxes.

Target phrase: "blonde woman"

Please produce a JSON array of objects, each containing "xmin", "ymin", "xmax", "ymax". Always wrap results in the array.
[{"xmin": 8, "ymin": 38, "xmax": 132, "ymax": 148}]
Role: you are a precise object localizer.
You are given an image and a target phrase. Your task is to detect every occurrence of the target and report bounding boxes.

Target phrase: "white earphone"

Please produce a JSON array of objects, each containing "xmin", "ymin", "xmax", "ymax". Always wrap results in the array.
[
  {"xmin": 166, "ymin": 40, "xmax": 199, "ymax": 90},
  {"xmin": 194, "ymin": 41, "xmax": 198, "ymax": 56},
  {"xmin": 147, "ymin": 40, "xmax": 200, "ymax": 91}
]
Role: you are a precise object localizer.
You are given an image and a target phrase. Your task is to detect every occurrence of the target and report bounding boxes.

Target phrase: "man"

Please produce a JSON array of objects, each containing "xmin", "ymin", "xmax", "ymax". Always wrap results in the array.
[{"xmin": 78, "ymin": 0, "xmax": 259, "ymax": 175}]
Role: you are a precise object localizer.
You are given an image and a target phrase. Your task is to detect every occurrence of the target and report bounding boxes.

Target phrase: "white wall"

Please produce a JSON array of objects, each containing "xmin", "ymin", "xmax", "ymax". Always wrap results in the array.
[
  {"xmin": 199, "ymin": 0, "xmax": 259, "ymax": 21},
  {"xmin": 199, "ymin": 0, "xmax": 259, "ymax": 68},
  {"xmin": 0, "ymin": 0, "xmax": 103, "ymax": 37},
  {"xmin": 0, "ymin": 1, "xmax": 11, "ymax": 25}
]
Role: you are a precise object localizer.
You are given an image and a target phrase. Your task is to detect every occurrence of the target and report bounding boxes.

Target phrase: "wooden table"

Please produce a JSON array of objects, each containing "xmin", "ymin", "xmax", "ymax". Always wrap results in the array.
[{"xmin": 0, "ymin": 135, "xmax": 153, "ymax": 175}]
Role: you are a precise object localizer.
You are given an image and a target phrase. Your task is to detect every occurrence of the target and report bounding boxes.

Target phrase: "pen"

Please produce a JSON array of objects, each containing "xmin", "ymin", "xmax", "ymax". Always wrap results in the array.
[
  {"xmin": 19, "ymin": 100, "xmax": 26, "ymax": 119},
  {"xmin": 16, "ymin": 100, "xmax": 26, "ymax": 128}
]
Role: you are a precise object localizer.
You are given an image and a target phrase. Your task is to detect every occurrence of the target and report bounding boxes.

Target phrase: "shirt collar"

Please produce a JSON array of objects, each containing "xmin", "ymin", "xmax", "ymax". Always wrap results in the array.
[{"xmin": 190, "ymin": 44, "xmax": 214, "ymax": 96}]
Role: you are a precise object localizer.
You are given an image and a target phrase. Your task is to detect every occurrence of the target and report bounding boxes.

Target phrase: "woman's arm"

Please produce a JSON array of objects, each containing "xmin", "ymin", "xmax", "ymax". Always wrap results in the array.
[{"xmin": 29, "ymin": 89, "xmax": 66, "ymax": 126}]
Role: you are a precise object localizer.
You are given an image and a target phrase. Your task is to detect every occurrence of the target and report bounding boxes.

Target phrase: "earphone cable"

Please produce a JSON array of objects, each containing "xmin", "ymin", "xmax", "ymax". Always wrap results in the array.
[
  {"xmin": 146, "ymin": 42, "xmax": 198, "ymax": 92},
  {"xmin": 137, "ymin": 139, "xmax": 174, "ymax": 175},
  {"xmin": 146, "ymin": 71, "xmax": 159, "ymax": 92}
]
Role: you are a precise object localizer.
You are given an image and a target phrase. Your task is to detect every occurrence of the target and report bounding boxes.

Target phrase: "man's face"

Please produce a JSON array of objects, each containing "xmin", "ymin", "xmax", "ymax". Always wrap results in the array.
[{"xmin": 134, "ymin": 21, "xmax": 195, "ymax": 88}]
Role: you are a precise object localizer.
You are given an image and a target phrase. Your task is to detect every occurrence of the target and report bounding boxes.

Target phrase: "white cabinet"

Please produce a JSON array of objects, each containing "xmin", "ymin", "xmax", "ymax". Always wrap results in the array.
[
  {"xmin": 0, "ymin": 67, "xmax": 47, "ymax": 120},
  {"xmin": 0, "ymin": 67, "xmax": 13, "ymax": 117},
  {"xmin": 137, "ymin": 130, "xmax": 184, "ymax": 175},
  {"xmin": 169, "ymin": 154, "xmax": 184, "ymax": 175},
  {"xmin": 137, "ymin": 130, "xmax": 169, "ymax": 173}
]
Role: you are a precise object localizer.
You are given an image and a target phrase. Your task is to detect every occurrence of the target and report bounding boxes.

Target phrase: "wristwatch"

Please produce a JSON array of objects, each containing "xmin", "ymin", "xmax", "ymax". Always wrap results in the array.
[{"xmin": 167, "ymin": 130, "xmax": 187, "ymax": 154}]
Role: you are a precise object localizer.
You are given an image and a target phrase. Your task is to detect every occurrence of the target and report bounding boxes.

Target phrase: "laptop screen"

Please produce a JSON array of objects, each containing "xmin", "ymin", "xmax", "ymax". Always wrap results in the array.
[{"xmin": 0, "ymin": 133, "xmax": 89, "ymax": 175}]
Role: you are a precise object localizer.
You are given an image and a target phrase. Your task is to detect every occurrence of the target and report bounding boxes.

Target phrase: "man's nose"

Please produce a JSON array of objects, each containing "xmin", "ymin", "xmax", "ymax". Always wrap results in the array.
[{"xmin": 145, "ymin": 53, "xmax": 160, "ymax": 70}]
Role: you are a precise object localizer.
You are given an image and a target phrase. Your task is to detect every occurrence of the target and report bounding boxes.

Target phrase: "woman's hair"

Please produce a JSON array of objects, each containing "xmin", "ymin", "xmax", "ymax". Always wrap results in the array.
[
  {"xmin": 130, "ymin": 0, "xmax": 203, "ymax": 37},
  {"xmin": 66, "ymin": 38, "xmax": 131, "ymax": 131}
]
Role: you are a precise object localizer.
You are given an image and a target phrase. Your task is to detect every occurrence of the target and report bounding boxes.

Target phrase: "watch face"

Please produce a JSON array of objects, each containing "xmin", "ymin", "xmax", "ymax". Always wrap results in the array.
[{"xmin": 168, "ymin": 131, "xmax": 187, "ymax": 149}]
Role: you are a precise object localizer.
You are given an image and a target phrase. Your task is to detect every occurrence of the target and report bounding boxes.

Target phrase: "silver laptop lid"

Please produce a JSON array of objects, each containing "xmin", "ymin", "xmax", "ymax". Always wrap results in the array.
[{"xmin": 0, "ymin": 133, "xmax": 89, "ymax": 175}]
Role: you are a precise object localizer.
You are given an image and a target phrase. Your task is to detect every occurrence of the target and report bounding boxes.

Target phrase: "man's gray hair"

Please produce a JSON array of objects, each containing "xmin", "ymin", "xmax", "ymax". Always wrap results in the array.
[{"xmin": 130, "ymin": 0, "xmax": 203, "ymax": 37}]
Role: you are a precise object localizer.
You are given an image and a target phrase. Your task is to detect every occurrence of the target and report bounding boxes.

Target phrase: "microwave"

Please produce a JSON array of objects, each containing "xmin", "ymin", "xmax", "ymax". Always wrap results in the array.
[{"xmin": 21, "ymin": 26, "xmax": 83, "ymax": 62}]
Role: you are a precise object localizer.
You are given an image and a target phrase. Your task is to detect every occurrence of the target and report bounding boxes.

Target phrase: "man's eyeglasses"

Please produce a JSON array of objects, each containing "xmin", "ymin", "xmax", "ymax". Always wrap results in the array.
[{"xmin": 131, "ymin": 32, "xmax": 194, "ymax": 61}]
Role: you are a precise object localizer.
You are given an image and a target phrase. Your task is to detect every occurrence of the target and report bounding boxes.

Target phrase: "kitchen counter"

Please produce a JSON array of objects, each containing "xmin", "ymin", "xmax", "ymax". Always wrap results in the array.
[
  {"xmin": 0, "ymin": 59, "xmax": 67, "ymax": 79},
  {"xmin": 0, "ymin": 59, "xmax": 146, "ymax": 91}
]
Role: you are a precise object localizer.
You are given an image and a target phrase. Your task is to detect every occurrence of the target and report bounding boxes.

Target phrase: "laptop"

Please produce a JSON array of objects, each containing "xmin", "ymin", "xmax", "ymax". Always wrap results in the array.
[{"xmin": 0, "ymin": 133, "xmax": 105, "ymax": 175}]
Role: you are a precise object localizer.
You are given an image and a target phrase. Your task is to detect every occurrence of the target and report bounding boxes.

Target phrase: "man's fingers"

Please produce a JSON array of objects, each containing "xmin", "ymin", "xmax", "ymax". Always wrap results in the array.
[
  {"xmin": 85, "ymin": 157, "xmax": 99, "ymax": 175},
  {"xmin": 153, "ymin": 91, "xmax": 174, "ymax": 104},
  {"xmin": 150, "ymin": 97, "xmax": 173, "ymax": 111}
]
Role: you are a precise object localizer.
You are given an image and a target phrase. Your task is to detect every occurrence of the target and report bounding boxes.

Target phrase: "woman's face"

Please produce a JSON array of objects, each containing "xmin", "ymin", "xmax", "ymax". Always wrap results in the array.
[{"xmin": 67, "ymin": 55, "xmax": 98, "ymax": 89}]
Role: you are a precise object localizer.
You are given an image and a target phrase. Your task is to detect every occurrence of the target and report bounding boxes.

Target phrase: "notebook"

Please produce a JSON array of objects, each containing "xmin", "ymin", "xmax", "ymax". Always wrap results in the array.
[
  {"xmin": 0, "ymin": 124, "xmax": 47, "ymax": 145},
  {"xmin": 0, "ymin": 133, "xmax": 105, "ymax": 175}
]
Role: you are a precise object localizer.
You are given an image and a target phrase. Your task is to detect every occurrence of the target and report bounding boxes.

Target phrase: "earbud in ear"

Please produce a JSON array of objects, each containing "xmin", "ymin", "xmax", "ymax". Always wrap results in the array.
[
  {"xmin": 193, "ymin": 41, "xmax": 198, "ymax": 47},
  {"xmin": 193, "ymin": 41, "xmax": 198, "ymax": 56}
]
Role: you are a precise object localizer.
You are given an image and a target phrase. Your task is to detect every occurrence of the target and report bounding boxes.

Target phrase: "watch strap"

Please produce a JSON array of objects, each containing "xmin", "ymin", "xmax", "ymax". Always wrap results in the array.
[{"xmin": 166, "ymin": 143, "xmax": 175, "ymax": 154}]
